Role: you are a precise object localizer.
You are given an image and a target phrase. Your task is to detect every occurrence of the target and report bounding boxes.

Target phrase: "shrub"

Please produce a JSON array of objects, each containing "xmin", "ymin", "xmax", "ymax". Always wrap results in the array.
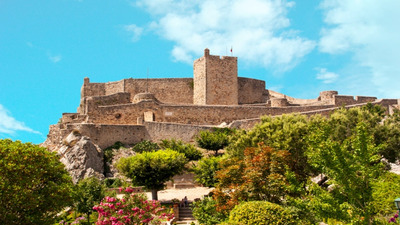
[
  {"xmin": 192, "ymin": 197, "xmax": 227, "ymax": 225},
  {"xmin": 160, "ymin": 139, "xmax": 202, "ymax": 161},
  {"xmin": 73, "ymin": 177, "xmax": 106, "ymax": 224},
  {"xmin": 103, "ymin": 177, "xmax": 124, "ymax": 188},
  {"xmin": 192, "ymin": 156, "xmax": 221, "ymax": 187},
  {"xmin": 132, "ymin": 140, "xmax": 160, "ymax": 153},
  {"xmin": 0, "ymin": 139, "xmax": 73, "ymax": 225},
  {"xmin": 93, "ymin": 187, "xmax": 174, "ymax": 224},
  {"xmin": 228, "ymin": 201, "xmax": 297, "ymax": 225}
]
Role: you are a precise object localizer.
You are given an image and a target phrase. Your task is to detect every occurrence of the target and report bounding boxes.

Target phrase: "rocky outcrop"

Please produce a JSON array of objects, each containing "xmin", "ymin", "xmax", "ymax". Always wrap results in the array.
[{"xmin": 47, "ymin": 130, "xmax": 104, "ymax": 183}]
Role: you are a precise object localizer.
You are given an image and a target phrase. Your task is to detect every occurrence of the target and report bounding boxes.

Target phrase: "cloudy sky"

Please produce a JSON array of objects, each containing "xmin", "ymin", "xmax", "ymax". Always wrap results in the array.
[{"xmin": 1, "ymin": 0, "xmax": 399, "ymax": 144}]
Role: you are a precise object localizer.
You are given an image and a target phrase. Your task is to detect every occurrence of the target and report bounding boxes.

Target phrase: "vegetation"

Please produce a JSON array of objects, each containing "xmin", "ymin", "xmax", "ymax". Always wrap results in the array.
[
  {"xmin": 116, "ymin": 149, "xmax": 187, "ymax": 200},
  {"xmin": 196, "ymin": 128, "xmax": 235, "ymax": 155},
  {"xmin": 132, "ymin": 140, "xmax": 160, "ymax": 153},
  {"xmin": 73, "ymin": 177, "xmax": 106, "ymax": 224},
  {"xmin": 93, "ymin": 187, "xmax": 174, "ymax": 224},
  {"xmin": 192, "ymin": 156, "xmax": 222, "ymax": 187},
  {"xmin": 160, "ymin": 139, "xmax": 202, "ymax": 160},
  {"xmin": 228, "ymin": 201, "xmax": 297, "ymax": 225},
  {"xmin": 0, "ymin": 139, "xmax": 73, "ymax": 225},
  {"xmin": 192, "ymin": 196, "xmax": 226, "ymax": 225}
]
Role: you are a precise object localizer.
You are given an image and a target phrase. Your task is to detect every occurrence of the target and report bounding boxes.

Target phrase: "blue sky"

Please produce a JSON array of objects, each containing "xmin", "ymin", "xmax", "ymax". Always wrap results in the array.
[{"xmin": 1, "ymin": 0, "xmax": 399, "ymax": 144}]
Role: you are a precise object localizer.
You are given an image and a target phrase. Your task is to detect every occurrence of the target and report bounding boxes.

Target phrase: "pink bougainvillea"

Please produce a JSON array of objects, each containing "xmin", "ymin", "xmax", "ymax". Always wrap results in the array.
[{"xmin": 93, "ymin": 187, "xmax": 174, "ymax": 225}]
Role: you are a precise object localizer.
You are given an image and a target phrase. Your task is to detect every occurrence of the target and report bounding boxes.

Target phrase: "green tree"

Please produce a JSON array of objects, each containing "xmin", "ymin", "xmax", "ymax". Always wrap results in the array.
[
  {"xmin": 307, "ymin": 122, "xmax": 384, "ymax": 224},
  {"xmin": 0, "ymin": 139, "xmax": 73, "ymax": 225},
  {"xmin": 160, "ymin": 139, "xmax": 202, "ymax": 161},
  {"xmin": 192, "ymin": 156, "xmax": 221, "ymax": 187},
  {"xmin": 73, "ymin": 177, "xmax": 106, "ymax": 224},
  {"xmin": 116, "ymin": 149, "xmax": 187, "ymax": 200},
  {"xmin": 196, "ymin": 128, "xmax": 234, "ymax": 155},
  {"xmin": 192, "ymin": 196, "xmax": 226, "ymax": 225},
  {"xmin": 226, "ymin": 114, "xmax": 316, "ymax": 184}
]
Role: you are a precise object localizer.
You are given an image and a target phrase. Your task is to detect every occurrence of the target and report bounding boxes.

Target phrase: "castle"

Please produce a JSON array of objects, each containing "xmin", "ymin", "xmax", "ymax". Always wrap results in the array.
[{"xmin": 44, "ymin": 49, "xmax": 399, "ymax": 150}]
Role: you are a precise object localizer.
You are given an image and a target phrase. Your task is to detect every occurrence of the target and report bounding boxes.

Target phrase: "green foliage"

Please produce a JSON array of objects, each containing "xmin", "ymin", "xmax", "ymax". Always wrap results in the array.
[
  {"xmin": 73, "ymin": 177, "xmax": 106, "ymax": 224},
  {"xmin": 226, "ymin": 114, "xmax": 315, "ymax": 183},
  {"xmin": 116, "ymin": 149, "xmax": 187, "ymax": 199},
  {"xmin": 0, "ymin": 139, "xmax": 73, "ymax": 225},
  {"xmin": 160, "ymin": 139, "xmax": 202, "ymax": 161},
  {"xmin": 196, "ymin": 128, "xmax": 235, "ymax": 155},
  {"xmin": 103, "ymin": 141, "xmax": 125, "ymax": 175},
  {"xmin": 192, "ymin": 156, "xmax": 221, "ymax": 187},
  {"xmin": 132, "ymin": 140, "xmax": 160, "ymax": 153},
  {"xmin": 103, "ymin": 177, "xmax": 124, "ymax": 188},
  {"xmin": 307, "ymin": 122, "xmax": 384, "ymax": 223},
  {"xmin": 371, "ymin": 172, "xmax": 400, "ymax": 216},
  {"xmin": 192, "ymin": 197, "xmax": 227, "ymax": 225},
  {"xmin": 228, "ymin": 201, "xmax": 297, "ymax": 225}
]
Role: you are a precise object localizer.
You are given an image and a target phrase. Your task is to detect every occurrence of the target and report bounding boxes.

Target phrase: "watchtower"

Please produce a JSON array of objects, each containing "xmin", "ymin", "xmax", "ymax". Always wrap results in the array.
[{"xmin": 193, "ymin": 49, "xmax": 238, "ymax": 105}]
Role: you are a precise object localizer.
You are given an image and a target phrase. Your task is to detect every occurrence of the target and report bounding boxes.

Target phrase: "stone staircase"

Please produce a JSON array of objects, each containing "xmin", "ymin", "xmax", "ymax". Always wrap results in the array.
[{"xmin": 176, "ymin": 204, "xmax": 196, "ymax": 224}]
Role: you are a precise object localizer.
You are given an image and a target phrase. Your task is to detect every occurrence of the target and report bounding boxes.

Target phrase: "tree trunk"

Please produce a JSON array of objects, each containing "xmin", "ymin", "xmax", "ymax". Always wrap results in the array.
[{"xmin": 151, "ymin": 189, "xmax": 158, "ymax": 200}]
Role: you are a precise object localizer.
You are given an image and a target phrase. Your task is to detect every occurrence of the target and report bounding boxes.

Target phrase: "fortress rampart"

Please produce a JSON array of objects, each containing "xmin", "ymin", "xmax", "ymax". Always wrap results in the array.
[{"xmin": 47, "ymin": 49, "xmax": 399, "ymax": 151}]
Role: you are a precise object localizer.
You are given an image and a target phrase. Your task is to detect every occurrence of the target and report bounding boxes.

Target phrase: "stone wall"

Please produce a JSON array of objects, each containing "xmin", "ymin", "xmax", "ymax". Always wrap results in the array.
[
  {"xmin": 86, "ymin": 99, "xmax": 336, "ymax": 126},
  {"xmin": 81, "ymin": 78, "xmax": 194, "ymax": 105},
  {"xmin": 238, "ymin": 77, "xmax": 266, "ymax": 104}
]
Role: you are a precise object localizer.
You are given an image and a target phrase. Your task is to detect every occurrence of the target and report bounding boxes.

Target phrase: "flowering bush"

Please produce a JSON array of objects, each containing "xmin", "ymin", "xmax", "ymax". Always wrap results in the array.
[
  {"xmin": 389, "ymin": 213, "xmax": 400, "ymax": 223},
  {"xmin": 93, "ymin": 187, "xmax": 174, "ymax": 224}
]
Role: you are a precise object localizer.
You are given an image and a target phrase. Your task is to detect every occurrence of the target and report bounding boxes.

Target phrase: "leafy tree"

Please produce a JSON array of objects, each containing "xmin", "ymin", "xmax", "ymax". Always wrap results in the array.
[
  {"xmin": 160, "ymin": 139, "xmax": 202, "ymax": 160},
  {"xmin": 0, "ymin": 139, "xmax": 73, "ymax": 225},
  {"xmin": 213, "ymin": 144, "xmax": 296, "ymax": 214},
  {"xmin": 226, "ymin": 114, "xmax": 316, "ymax": 184},
  {"xmin": 73, "ymin": 177, "xmax": 106, "ymax": 224},
  {"xmin": 132, "ymin": 140, "xmax": 160, "ymax": 153},
  {"xmin": 116, "ymin": 149, "xmax": 187, "ymax": 200},
  {"xmin": 192, "ymin": 196, "xmax": 226, "ymax": 225},
  {"xmin": 196, "ymin": 128, "xmax": 235, "ymax": 155},
  {"xmin": 307, "ymin": 122, "xmax": 384, "ymax": 224},
  {"xmin": 192, "ymin": 156, "xmax": 221, "ymax": 187}
]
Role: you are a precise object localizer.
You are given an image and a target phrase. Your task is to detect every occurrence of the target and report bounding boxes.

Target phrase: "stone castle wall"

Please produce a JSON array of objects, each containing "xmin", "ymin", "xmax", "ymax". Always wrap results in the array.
[
  {"xmin": 81, "ymin": 78, "xmax": 194, "ymax": 105},
  {"xmin": 193, "ymin": 49, "xmax": 238, "ymax": 105},
  {"xmin": 85, "ymin": 98, "xmax": 336, "ymax": 126},
  {"xmin": 238, "ymin": 77, "xmax": 267, "ymax": 104}
]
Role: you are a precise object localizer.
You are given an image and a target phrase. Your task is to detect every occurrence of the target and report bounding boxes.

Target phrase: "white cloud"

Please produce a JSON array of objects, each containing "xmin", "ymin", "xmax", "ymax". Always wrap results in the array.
[
  {"xmin": 48, "ymin": 54, "xmax": 62, "ymax": 63},
  {"xmin": 135, "ymin": 0, "xmax": 315, "ymax": 71},
  {"xmin": 0, "ymin": 104, "xmax": 41, "ymax": 135},
  {"xmin": 319, "ymin": 0, "xmax": 400, "ymax": 98},
  {"xmin": 316, "ymin": 68, "xmax": 339, "ymax": 84},
  {"xmin": 124, "ymin": 24, "xmax": 144, "ymax": 42}
]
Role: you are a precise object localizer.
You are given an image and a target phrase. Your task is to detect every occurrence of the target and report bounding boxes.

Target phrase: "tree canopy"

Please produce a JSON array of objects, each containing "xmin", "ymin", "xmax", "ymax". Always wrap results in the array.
[
  {"xmin": 116, "ymin": 149, "xmax": 187, "ymax": 200},
  {"xmin": 0, "ymin": 139, "xmax": 73, "ymax": 225}
]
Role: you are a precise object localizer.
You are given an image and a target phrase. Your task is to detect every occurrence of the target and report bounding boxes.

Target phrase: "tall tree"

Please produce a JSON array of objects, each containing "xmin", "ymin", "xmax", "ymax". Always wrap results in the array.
[
  {"xmin": 307, "ymin": 122, "xmax": 384, "ymax": 224},
  {"xmin": 0, "ymin": 139, "xmax": 73, "ymax": 225},
  {"xmin": 116, "ymin": 149, "xmax": 187, "ymax": 200}
]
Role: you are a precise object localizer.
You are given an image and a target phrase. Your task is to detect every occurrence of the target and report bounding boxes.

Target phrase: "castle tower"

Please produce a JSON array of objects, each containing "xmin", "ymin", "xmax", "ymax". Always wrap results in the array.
[{"xmin": 193, "ymin": 48, "xmax": 238, "ymax": 105}]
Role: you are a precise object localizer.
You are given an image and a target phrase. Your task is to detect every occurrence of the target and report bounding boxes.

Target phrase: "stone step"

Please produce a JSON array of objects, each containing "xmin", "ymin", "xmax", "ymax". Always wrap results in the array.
[{"xmin": 174, "ymin": 183, "xmax": 196, "ymax": 189}]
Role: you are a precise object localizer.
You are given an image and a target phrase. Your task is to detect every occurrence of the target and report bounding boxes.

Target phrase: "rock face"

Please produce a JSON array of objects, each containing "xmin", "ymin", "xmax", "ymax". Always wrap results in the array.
[{"xmin": 52, "ymin": 131, "xmax": 104, "ymax": 183}]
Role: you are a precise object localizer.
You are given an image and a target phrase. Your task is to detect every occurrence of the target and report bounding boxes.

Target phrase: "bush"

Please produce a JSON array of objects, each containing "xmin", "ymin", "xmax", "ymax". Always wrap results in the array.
[
  {"xmin": 228, "ymin": 201, "xmax": 297, "ymax": 225},
  {"xmin": 103, "ymin": 177, "xmax": 124, "ymax": 188},
  {"xmin": 0, "ymin": 139, "xmax": 73, "ymax": 225},
  {"xmin": 93, "ymin": 187, "xmax": 174, "ymax": 224},
  {"xmin": 192, "ymin": 197, "xmax": 227, "ymax": 225},
  {"xmin": 132, "ymin": 140, "xmax": 160, "ymax": 153},
  {"xmin": 192, "ymin": 156, "xmax": 221, "ymax": 187},
  {"xmin": 160, "ymin": 139, "xmax": 202, "ymax": 161}
]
